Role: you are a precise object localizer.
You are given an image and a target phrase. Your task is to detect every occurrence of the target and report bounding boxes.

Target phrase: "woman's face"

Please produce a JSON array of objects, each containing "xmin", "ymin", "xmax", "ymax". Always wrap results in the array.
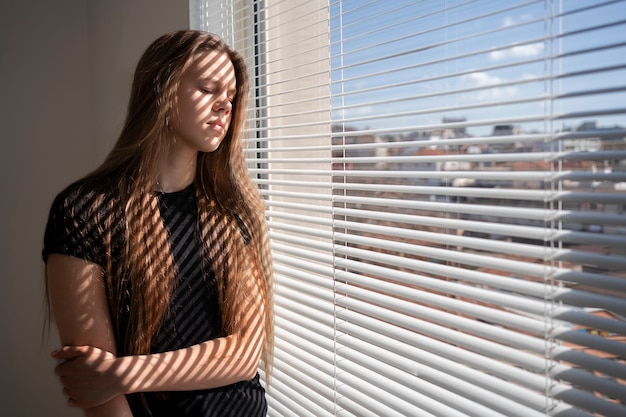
[{"xmin": 170, "ymin": 49, "xmax": 237, "ymax": 155}]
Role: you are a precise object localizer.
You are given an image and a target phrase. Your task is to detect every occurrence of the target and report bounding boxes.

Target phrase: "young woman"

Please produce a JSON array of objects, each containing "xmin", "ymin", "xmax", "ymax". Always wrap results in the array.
[{"xmin": 42, "ymin": 30, "xmax": 273, "ymax": 417}]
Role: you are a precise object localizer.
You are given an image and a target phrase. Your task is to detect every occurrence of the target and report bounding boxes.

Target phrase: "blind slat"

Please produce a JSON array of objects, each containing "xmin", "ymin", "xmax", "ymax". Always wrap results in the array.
[{"xmin": 334, "ymin": 195, "xmax": 626, "ymax": 225}]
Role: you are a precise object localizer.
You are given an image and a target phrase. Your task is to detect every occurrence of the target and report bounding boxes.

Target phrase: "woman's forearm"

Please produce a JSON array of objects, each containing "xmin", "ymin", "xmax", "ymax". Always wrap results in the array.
[
  {"xmin": 118, "ymin": 330, "xmax": 263, "ymax": 394},
  {"xmin": 116, "ymin": 335, "xmax": 262, "ymax": 394},
  {"xmin": 118, "ymin": 280, "xmax": 266, "ymax": 394}
]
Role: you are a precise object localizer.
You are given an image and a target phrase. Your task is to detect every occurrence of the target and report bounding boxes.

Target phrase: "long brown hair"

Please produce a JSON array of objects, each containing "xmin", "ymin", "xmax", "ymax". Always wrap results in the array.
[{"xmin": 68, "ymin": 31, "xmax": 273, "ymax": 376}]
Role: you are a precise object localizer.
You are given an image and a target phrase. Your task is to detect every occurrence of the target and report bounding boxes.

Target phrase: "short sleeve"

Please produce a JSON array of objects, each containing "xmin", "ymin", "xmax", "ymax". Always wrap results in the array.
[{"xmin": 42, "ymin": 187, "xmax": 106, "ymax": 267}]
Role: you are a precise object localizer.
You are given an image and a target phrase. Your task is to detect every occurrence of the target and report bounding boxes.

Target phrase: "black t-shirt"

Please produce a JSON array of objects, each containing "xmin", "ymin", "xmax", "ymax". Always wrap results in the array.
[{"xmin": 43, "ymin": 182, "xmax": 267, "ymax": 416}]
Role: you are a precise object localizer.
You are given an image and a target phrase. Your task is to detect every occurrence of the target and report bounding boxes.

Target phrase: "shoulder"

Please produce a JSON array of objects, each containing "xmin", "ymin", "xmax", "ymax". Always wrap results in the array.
[
  {"xmin": 50, "ymin": 178, "xmax": 120, "ymax": 221},
  {"xmin": 43, "ymin": 178, "xmax": 122, "ymax": 264}
]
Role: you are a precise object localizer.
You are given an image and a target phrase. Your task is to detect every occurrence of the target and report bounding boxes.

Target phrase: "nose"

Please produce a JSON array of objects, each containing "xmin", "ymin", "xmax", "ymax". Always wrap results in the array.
[{"xmin": 213, "ymin": 93, "xmax": 232, "ymax": 114}]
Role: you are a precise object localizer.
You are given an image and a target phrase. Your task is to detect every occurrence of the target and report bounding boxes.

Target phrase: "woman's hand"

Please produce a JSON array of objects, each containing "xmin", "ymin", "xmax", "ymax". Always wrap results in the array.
[{"xmin": 52, "ymin": 345, "xmax": 124, "ymax": 409}]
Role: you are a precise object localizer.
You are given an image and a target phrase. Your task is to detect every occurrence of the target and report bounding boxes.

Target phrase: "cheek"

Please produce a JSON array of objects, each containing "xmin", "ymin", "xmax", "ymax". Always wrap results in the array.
[
  {"xmin": 179, "ymin": 85, "xmax": 203, "ymax": 106},
  {"xmin": 181, "ymin": 97, "xmax": 211, "ymax": 123}
]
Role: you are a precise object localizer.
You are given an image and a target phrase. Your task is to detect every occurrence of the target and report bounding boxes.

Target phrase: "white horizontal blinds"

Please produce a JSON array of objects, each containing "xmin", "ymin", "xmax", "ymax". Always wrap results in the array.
[
  {"xmin": 199, "ymin": 1, "xmax": 337, "ymax": 415},
  {"xmin": 331, "ymin": 0, "xmax": 626, "ymax": 417},
  {"xmin": 244, "ymin": 1, "xmax": 337, "ymax": 416}
]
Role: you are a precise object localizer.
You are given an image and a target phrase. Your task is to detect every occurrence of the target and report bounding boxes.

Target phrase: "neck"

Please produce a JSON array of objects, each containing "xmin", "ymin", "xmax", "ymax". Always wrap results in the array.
[{"xmin": 157, "ymin": 149, "xmax": 198, "ymax": 193}]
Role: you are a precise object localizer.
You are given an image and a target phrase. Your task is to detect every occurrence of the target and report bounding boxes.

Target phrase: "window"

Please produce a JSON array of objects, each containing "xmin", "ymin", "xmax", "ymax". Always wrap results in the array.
[{"xmin": 192, "ymin": 1, "xmax": 626, "ymax": 416}]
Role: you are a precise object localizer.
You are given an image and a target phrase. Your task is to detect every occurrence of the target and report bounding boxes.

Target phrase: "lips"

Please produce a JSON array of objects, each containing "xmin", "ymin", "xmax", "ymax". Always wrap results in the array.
[{"xmin": 208, "ymin": 120, "xmax": 225, "ymax": 131}]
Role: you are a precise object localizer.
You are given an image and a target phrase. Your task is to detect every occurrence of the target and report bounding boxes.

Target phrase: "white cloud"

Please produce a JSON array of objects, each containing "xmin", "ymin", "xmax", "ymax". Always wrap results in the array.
[
  {"xmin": 502, "ymin": 13, "xmax": 534, "ymax": 27},
  {"xmin": 502, "ymin": 16, "xmax": 516, "ymax": 27},
  {"xmin": 460, "ymin": 72, "xmax": 518, "ymax": 100},
  {"xmin": 489, "ymin": 42, "xmax": 544, "ymax": 61},
  {"xmin": 462, "ymin": 72, "xmax": 501, "ymax": 86}
]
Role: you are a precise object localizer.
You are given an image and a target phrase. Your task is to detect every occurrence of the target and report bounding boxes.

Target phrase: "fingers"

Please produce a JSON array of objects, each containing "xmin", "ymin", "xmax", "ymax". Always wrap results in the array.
[
  {"xmin": 52, "ymin": 346, "xmax": 91, "ymax": 377},
  {"xmin": 50, "ymin": 345, "xmax": 120, "ymax": 409},
  {"xmin": 62, "ymin": 387, "xmax": 77, "ymax": 408},
  {"xmin": 51, "ymin": 345, "xmax": 91, "ymax": 360},
  {"xmin": 51, "ymin": 346, "xmax": 80, "ymax": 361},
  {"xmin": 60, "ymin": 374, "xmax": 94, "ymax": 408}
]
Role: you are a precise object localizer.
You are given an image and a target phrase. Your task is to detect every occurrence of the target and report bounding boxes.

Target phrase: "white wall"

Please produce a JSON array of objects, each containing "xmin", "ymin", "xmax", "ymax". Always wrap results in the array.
[
  {"xmin": 0, "ymin": 1, "xmax": 188, "ymax": 415},
  {"xmin": 86, "ymin": 0, "xmax": 190, "ymax": 161}
]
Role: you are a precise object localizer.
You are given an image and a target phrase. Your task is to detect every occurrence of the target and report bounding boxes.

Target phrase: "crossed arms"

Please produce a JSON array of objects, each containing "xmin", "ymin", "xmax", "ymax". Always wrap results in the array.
[{"xmin": 46, "ymin": 254, "xmax": 265, "ymax": 416}]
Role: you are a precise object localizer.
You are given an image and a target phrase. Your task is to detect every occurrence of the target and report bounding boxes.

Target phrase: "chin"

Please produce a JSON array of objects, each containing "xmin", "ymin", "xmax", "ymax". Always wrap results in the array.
[{"xmin": 201, "ymin": 138, "xmax": 224, "ymax": 153}]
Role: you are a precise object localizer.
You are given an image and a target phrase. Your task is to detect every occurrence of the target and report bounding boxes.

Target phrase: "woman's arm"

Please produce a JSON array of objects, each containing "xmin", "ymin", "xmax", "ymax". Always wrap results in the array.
[
  {"xmin": 51, "ymin": 260, "xmax": 266, "ymax": 406},
  {"xmin": 126, "ymin": 283, "xmax": 265, "ymax": 392},
  {"xmin": 47, "ymin": 254, "xmax": 133, "ymax": 416}
]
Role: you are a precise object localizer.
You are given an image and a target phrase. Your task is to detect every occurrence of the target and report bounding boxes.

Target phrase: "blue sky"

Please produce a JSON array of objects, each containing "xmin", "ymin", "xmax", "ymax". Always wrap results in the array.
[{"xmin": 328, "ymin": 0, "xmax": 626, "ymax": 136}]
